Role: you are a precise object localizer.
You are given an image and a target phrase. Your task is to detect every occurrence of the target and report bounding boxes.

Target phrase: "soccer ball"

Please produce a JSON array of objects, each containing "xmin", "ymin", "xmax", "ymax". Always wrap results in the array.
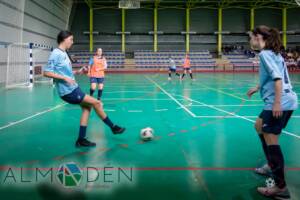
[
  {"xmin": 265, "ymin": 177, "xmax": 275, "ymax": 188},
  {"xmin": 140, "ymin": 127, "xmax": 154, "ymax": 141}
]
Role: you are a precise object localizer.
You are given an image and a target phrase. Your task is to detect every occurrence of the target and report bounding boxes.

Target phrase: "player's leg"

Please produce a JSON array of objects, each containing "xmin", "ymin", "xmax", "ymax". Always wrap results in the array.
[
  {"xmin": 90, "ymin": 78, "xmax": 97, "ymax": 96},
  {"xmin": 181, "ymin": 69, "xmax": 187, "ymax": 80},
  {"xmin": 257, "ymin": 111, "xmax": 293, "ymax": 199},
  {"xmin": 168, "ymin": 69, "xmax": 172, "ymax": 80},
  {"xmin": 76, "ymin": 105, "xmax": 96, "ymax": 147},
  {"xmin": 188, "ymin": 69, "xmax": 193, "ymax": 80},
  {"xmin": 254, "ymin": 117, "xmax": 271, "ymax": 175},
  {"xmin": 80, "ymin": 94, "xmax": 125, "ymax": 134},
  {"xmin": 97, "ymin": 78, "xmax": 104, "ymax": 100}
]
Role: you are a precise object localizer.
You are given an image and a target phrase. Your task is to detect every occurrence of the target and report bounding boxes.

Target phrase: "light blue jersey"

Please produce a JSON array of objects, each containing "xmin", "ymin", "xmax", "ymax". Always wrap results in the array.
[
  {"xmin": 169, "ymin": 59, "xmax": 176, "ymax": 69},
  {"xmin": 44, "ymin": 48, "xmax": 78, "ymax": 96},
  {"xmin": 259, "ymin": 50, "xmax": 298, "ymax": 110}
]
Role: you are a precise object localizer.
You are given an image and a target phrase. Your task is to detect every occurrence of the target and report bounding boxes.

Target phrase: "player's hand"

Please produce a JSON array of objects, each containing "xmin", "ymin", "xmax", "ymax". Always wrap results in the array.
[
  {"xmin": 272, "ymin": 102, "xmax": 282, "ymax": 118},
  {"xmin": 247, "ymin": 87, "xmax": 258, "ymax": 98},
  {"xmin": 64, "ymin": 77, "xmax": 76, "ymax": 85},
  {"xmin": 73, "ymin": 70, "xmax": 81, "ymax": 75}
]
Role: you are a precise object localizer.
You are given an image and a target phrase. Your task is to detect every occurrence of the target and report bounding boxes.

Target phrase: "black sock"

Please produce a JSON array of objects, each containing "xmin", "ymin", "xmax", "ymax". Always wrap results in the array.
[
  {"xmin": 176, "ymin": 73, "xmax": 180, "ymax": 76},
  {"xmin": 190, "ymin": 73, "xmax": 193, "ymax": 79},
  {"xmin": 168, "ymin": 73, "xmax": 171, "ymax": 78},
  {"xmin": 90, "ymin": 89, "xmax": 95, "ymax": 96},
  {"xmin": 78, "ymin": 126, "xmax": 87, "ymax": 140},
  {"xmin": 259, "ymin": 134, "xmax": 270, "ymax": 163},
  {"xmin": 103, "ymin": 117, "xmax": 114, "ymax": 129},
  {"xmin": 268, "ymin": 145, "xmax": 286, "ymax": 188},
  {"xmin": 98, "ymin": 89, "xmax": 103, "ymax": 99},
  {"xmin": 181, "ymin": 74, "xmax": 185, "ymax": 79}
]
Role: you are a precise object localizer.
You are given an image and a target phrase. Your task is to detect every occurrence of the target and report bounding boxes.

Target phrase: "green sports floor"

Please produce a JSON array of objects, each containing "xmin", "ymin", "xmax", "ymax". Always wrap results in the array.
[{"xmin": 0, "ymin": 73, "xmax": 300, "ymax": 200}]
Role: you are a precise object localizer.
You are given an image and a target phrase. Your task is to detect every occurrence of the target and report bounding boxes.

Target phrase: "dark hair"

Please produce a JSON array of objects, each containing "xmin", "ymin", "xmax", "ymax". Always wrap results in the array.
[
  {"xmin": 252, "ymin": 25, "xmax": 282, "ymax": 54},
  {"xmin": 57, "ymin": 30, "xmax": 73, "ymax": 44}
]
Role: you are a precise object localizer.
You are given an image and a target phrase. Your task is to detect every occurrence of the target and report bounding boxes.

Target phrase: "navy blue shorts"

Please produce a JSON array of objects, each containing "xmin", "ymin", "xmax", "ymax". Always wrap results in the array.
[
  {"xmin": 183, "ymin": 68, "xmax": 191, "ymax": 71},
  {"xmin": 61, "ymin": 87, "xmax": 86, "ymax": 104},
  {"xmin": 259, "ymin": 110, "xmax": 293, "ymax": 135},
  {"xmin": 90, "ymin": 77, "xmax": 104, "ymax": 84},
  {"xmin": 169, "ymin": 68, "xmax": 177, "ymax": 72}
]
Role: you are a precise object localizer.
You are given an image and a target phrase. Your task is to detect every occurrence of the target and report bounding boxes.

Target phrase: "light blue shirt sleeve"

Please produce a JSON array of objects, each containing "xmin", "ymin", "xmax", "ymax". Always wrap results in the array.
[
  {"xmin": 259, "ymin": 51, "xmax": 282, "ymax": 80},
  {"xmin": 89, "ymin": 57, "xmax": 94, "ymax": 65},
  {"xmin": 44, "ymin": 51, "xmax": 57, "ymax": 72}
]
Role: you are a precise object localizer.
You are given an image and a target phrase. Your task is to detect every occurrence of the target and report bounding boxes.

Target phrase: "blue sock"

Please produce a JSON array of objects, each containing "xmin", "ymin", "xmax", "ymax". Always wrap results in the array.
[
  {"xmin": 78, "ymin": 126, "xmax": 87, "ymax": 139},
  {"xmin": 103, "ymin": 117, "xmax": 114, "ymax": 128},
  {"xmin": 98, "ymin": 89, "xmax": 103, "ymax": 99},
  {"xmin": 90, "ymin": 89, "xmax": 95, "ymax": 96}
]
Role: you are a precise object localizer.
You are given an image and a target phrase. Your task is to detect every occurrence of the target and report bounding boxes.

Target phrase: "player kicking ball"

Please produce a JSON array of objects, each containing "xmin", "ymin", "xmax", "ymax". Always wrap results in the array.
[
  {"xmin": 44, "ymin": 30, "xmax": 125, "ymax": 148},
  {"xmin": 247, "ymin": 26, "xmax": 298, "ymax": 200}
]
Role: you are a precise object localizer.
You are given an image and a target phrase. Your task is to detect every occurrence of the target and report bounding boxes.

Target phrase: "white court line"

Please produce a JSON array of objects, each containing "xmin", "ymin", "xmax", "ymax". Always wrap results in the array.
[
  {"xmin": 195, "ymin": 115, "xmax": 300, "ymax": 119},
  {"xmin": 102, "ymin": 98, "xmax": 184, "ymax": 101},
  {"xmin": 0, "ymin": 103, "xmax": 67, "ymax": 131},
  {"xmin": 192, "ymin": 82, "xmax": 261, "ymax": 102},
  {"xmin": 104, "ymin": 91, "xmax": 160, "ymax": 94},
  {"xmin": 128, "ymin": 110, "xmax": 143, "ymax": 113},
  {"xmin": 146, "ymin": 76, "xmax": 196, "ymax": 117},
  {"xmin": 105, "ymin": 85, "xmax": 155, "ymax": 88},
  {"xmin": 189, "ymin": 103, "xmax": 300, "ymax": 107},
  {"xmin": 104, "ymin": 109, "xmax": 116, "ymax": 112},
  {"xmin": 174, "ymin": 94, "xmax": 300, "ymax": 140},
  {"xmin": 189, "ymin": 104, "xmax": 263, "ymax": 107},
  {"xmin": 155, "ymin": 109, "xmax": 169, "ymax": 112}
]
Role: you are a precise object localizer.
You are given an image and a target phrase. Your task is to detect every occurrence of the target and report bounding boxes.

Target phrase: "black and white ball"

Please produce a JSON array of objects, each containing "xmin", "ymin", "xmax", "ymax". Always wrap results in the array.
[
  {"xmin": 265, "ymin": 177, "xmax": 275, "ymax": 188},
  {"xmin": 140, "ymin": 127, "xmax": 154, "ymax": 141}
]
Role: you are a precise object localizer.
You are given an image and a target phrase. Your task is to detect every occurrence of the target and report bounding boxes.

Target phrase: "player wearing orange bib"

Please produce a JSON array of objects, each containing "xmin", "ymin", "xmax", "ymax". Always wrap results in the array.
[
  {"xmin": 88, "ymin": 48, "xmax": 107, "ymax": 100},
  {"xmin": 180, "ymin": 53, "xmax": 194, "ymax": 81}
]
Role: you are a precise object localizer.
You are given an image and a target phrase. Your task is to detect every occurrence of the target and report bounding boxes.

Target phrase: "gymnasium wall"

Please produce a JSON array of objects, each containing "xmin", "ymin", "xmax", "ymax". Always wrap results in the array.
[
  {"xmin": 0, "ymin": 0, "xmax": 72, "ymax": 84},
  {"xmin": 70, "ymin": 5, "xmax": 300, "ymax": 52}
]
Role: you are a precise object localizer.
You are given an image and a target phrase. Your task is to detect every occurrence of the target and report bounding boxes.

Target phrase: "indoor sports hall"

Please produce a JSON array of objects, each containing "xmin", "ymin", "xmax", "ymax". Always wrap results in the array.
[{"xmin": 0, "ymin": 0, "xmax": 300, "ymax": 200}]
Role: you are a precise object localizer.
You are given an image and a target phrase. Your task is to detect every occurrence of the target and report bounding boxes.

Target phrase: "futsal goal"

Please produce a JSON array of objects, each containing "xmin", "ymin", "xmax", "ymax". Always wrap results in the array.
[{"xmin": 5, "ymin": 43, "xmax": 53, "ymax": 88}]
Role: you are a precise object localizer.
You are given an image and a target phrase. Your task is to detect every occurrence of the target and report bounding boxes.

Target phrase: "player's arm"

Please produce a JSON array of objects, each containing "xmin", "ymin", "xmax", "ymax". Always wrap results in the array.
[
  {"xmin": 103, "ymin": 58, "xmax": 108, "ymax": 69},
  {"xmin": 44, "ymin": 54, "xmax": 76, "ymax": 84},
  {"xmin": 273, "ymin": 79, "xmax": 283, "ymax": 118},
  {"xmin": 44, "ymin": 71, "xmax": 75, "ymax": 85},
  {"xmin": 247, "ymin": 85, "xmax": 259, "ymax": 98},
  {"xmin": 88, "ymin": 57, "xmax": 93, "ymax": 74}
]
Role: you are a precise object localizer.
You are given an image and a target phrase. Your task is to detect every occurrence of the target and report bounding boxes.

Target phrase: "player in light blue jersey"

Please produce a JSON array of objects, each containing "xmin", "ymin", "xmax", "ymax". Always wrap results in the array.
[
  {"xmin": 168, "ymin": 56, "xmax": 180, "ymax": 81},
  {"xmin": 247, "ymin": 26, "xmax": 298, "ymax": 199},
  {"xmin": 44, "ymin": 31, "xmax": 125, "ymax": 148}
]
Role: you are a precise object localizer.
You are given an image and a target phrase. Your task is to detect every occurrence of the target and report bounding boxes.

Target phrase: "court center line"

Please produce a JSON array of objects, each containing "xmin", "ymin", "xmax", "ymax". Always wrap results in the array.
[
  {"xmin": 174, "ymin": 94, "xmax": 300, "ymax": 140},
  {"xmin": 0, "ymin": 103, "xmax": 67, "ymax": 131},
  {"xmin": 146, "ymin": 76, "xmax": 196, "ymax": 118}
]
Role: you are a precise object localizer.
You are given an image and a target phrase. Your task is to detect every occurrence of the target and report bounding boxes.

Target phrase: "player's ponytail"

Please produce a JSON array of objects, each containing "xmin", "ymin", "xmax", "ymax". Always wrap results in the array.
[
  {"xmin": 267, "ymin": 28, "xmax": 282, "ymax": 54},
  {"xmin": 252, "ymin": 25, "xmax": 282, "ymax": 54}
]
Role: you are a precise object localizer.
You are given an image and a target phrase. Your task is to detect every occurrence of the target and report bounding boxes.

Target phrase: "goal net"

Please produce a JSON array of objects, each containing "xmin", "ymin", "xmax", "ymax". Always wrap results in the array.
[{"xmin": 5, "ymin": 43, "xmax": 53, "ymax": 88}]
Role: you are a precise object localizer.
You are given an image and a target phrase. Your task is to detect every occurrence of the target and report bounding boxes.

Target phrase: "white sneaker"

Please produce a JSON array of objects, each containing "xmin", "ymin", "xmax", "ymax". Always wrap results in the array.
[
  {"xmin": 255, "ymin": 164, "xmax": 272, "ymax": 176},
  {"xmin": 168, "ymin": 77, "xmax": 171, "ymax": 81},
  {"xmin": 257, "ymin": 185, "xmax": 291, "ymax": 200}
]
